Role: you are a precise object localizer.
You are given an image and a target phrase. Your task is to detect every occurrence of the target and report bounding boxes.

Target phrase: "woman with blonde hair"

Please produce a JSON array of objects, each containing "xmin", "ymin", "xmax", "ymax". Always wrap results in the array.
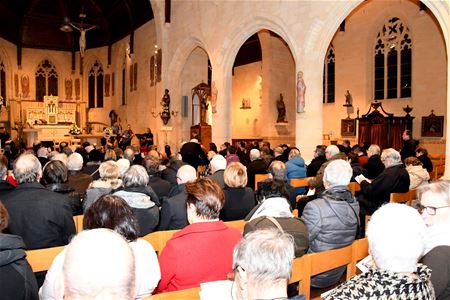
[{"xmin": 220, "ymin": 162, "xmax": 255, "ymax": 221}]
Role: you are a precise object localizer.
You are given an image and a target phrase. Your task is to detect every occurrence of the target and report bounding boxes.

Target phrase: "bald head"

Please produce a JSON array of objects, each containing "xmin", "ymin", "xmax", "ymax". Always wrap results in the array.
[
  {"xmin": 176, "ymin": 165, "xmax": 197, "ymax": 184},
  {"xmin": 63, "ymin": 229, "xmax": 135, "ymax": 299}
]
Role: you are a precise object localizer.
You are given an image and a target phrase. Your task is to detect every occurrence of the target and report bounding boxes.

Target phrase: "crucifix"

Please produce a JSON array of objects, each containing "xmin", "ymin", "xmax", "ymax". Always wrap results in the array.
[{"xmin": 70, "ymin": 23, "xmax": 97, "ymax": 58}]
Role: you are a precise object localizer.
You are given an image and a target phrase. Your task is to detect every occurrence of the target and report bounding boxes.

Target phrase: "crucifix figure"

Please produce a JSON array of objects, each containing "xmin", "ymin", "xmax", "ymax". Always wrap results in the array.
[{"xmin": 70, "ymin": 24, "xmax": 96, "ymax": 57}]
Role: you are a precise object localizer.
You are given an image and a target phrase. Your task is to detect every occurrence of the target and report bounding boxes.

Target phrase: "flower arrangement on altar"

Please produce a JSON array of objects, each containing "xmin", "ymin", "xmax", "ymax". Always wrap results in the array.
[{"xmin": 69, "ymin": 123, "xmax": 82, "ymax": 135}]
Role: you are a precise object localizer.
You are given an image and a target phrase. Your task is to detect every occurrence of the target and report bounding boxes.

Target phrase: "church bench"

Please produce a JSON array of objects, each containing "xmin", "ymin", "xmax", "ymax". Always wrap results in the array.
[{"xmin": 26, "ymin": 245, "xmax": 65, "ymax": 272}]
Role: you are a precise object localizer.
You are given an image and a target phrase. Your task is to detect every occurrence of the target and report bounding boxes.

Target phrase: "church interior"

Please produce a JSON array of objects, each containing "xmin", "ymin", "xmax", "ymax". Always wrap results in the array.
[{"xmin": 0, "ymin": 0, "xmax": 448, "ymax": 164}]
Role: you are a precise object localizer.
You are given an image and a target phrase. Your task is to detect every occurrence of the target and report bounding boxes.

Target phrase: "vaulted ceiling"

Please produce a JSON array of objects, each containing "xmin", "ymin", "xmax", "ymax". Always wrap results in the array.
[{"xmin": 0, "ymin": 0, "xmax": 153, "ymax": 52}]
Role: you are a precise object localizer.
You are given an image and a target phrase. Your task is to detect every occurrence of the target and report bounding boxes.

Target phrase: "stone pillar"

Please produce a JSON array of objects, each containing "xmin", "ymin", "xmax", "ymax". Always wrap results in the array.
[{"xmin": 211, "ymin": 68, "xmax": 231, "ymax": 144}]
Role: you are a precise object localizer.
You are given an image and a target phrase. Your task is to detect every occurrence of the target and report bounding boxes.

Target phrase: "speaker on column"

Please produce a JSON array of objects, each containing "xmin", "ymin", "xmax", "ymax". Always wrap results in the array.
[{"xmin": 182, "ymin": 96, "xmax": 188, "ymax": 117}]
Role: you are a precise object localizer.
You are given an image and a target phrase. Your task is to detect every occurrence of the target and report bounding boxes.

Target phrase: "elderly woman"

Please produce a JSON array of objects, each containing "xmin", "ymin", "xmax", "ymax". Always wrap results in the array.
[
  {"xmin": 220, "ymin": 162, "xmax": 255, "ymax": 221},
  {"xmin": 285, "ymin": 148, "xmax": 307, "ymax": 195},
  {"xmin": 113, "ymin": 165, "xmax": 160, "ymax": 236},
  {"xmin": 40, "ymin": 195, "xmax": 161, "ymax": 300},
  {"xmin": 325, "ymin": 203, "xmax": 434, "ymax": 299},
  {"xmin": 302, "ymin": 159, "xmax": 359, "ymax": 288},
  {"xmin": 83, "ymin": 160, "xmax": 122, "ymax": 211},
  {"xmin": 418, "ymin": 181, "xmax": 450, "ymax": 300},
  {"xmin": 232, "ymin": 229, "xmax": 305, "ymax": 300},
  {"xmin": 404, "ymin": 156, "xmax": 430, "ymax": 189},
  {"xmin": 42, "ymin": 160, "xmax": 82, "ymax": 215},
  {"xmin": 156, "ymin": 178, "xmax": 241, "ymax": 292},
  {"xmin": 245, "ymin": 178, "xmax": 309, "ymax": 258}
]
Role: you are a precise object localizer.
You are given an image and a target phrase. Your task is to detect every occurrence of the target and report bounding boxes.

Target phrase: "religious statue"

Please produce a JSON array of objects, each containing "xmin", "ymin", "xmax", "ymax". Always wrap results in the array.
[
  {"xmin": 21, "ymin": 75, "xmax": 30, "ymax": 98},
  {"xmin": 200, "ymin": 95, "xmax": 209, "ymax": 125},
  {"xmin": 211, "ymin": 81, "xmax": 218, "ymax": 113},
  {"xmin": 160, "ymin": 89, "xmax": 171, "ymax": 125},
  {"xmin": 65, "ymin": 78, "xmax": 73, "ymax": 100},
  {"xmin": 70, "ymin": 24, "xmax": 96, "ymax": 58},
  {"xmin": 296, "ymin": 71, "xmax": 306, "ymax": 113},
  {"xmin": 75, "ymin": 79, "xmax": 80, "ymax": 100},
  {"xmin": 104, "ymin": 74, "xmax": 110, "ymax": 97},
  {"xmin": 276, "ymin": 93, "xmax": 287, "ymax": 123},
  {"xmin": 344, "ymin": 90, "xmax": 353, "ymax": 107},
  {"xmin": 14, "ymin": 74, "xmax": 19, "ymax": 97}
]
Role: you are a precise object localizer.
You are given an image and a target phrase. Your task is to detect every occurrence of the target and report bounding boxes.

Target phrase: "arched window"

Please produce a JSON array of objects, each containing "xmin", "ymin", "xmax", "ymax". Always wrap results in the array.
[
  {"xmin": 88, "ymin": 60, "xmax": 104, "ymax": 108},
  {"xmin": 35, "ymin": 60, "xmax": 58, "ymax": 101},
  {"xmin": 323, "ymin": 45, "xmax": 335, "ymax": 103},
  {"xmin": 374, "ymin": 17, "xmax": 412, "ymax": 100},
  {"xmin": 0, "ymin": 61, "xmax": 6, "ymax": 106}
]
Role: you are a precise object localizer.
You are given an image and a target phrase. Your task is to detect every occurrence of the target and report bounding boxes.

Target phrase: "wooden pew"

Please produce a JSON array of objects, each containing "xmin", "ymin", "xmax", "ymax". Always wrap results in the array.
[
  {"xmin": 390, "ymin": 189, "xmax": 417, "ymax": 205},
  {"xmin": 224, "ymin": 219, "xmax": 246, "ymax": 233},
  {"xmin": 347, "ymin": 182, "xmax": 361, "ymax": 196},
  {"xmin": 73, "ymin": 215, "xmax": 84, "ymax": 233},
  {"xmin": 148, "ymin": 287, "xmax": 201, "ymax": 299},
  {"xmin": 26, "ymin": 246, "xmax": 65, "ymax": 272},
  {"xmin": 290, "ymin": 177, "xmax": 314, "ymax": 202},
  {"xmin": 141, "ymin": 229, "xmax": 179, "ymax": 256},
  {"xmin": 255, "ymin": 173, "xmax": 271, "ymax": 190}
]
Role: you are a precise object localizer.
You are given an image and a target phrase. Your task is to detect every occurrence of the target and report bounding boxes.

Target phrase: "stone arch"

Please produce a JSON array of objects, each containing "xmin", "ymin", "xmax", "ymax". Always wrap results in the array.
[
  {"xmin": 166, "ymin": 36, "xmax": 209, "ymax": 88},
  {"xmin": 221, "ymin": 15, "xmax": 298, "ymax": 78},
  {"xmin": 0, "ymin": 46, "xmax": 13, "ymax": 99}
]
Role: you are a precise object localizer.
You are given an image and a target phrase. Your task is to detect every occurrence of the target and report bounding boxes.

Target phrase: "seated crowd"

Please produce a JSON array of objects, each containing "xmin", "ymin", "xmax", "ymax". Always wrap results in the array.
[{"xmin": 0, "ymin": 135, "xmax": 448, "ymax": 299}]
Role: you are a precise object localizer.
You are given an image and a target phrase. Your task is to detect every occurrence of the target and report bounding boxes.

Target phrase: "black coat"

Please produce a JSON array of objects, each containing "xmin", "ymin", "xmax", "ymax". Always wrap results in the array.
[
  {"xmin": 358, "ymin": 164, "xmax": 410, "ymax": 215},
  {"xmin": 1, "ymin": 182, "xmax": 76, "ymax": 249},
  {"xmin": 180, "ymin": 142, "xmax": 208, "ymax": 169},
  {"xmin": 158, "ymin": 186, "xmax": 188, "ymax": 231},
  {"xmin": 148, "ymin": 175, "xmax": 172, "ymax": 199},
  {"xmin": 0, "ymin": 234, "xmax": 38, "ymax": 300},
  {"xmin": 67, "ymin": 170, "xmax": 93, "ymax": 199},
  {"xmin": 246, "ymin": 159, "xmax": 268, "ymax": 190},
  {"xmin": 220, "ymin": 187, "xmax": 255, "ymax": 221},
  {"xmin": 364, "ymin": 155, "xmax": 385, "ymax": 179},
  {"xmin": 307, "ymin": 155, "xmax": 327, "ymax": 177},
  {"xmin": 161, "ymin": 160, "xmax": 187, "ymax": 187},
  {"xmin": 400, "ymin": 139, "xmax": 418, "ymax": 161},
  {"xmin": 418, "ymin": 154, "xmax": 433, "ymax": 172},
  {"xmin": 45, "ymin": 183, "xmax": 82, "ymax": 215}
]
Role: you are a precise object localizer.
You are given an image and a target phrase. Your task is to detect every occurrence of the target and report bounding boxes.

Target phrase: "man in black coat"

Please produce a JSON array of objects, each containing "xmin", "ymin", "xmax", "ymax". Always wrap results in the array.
[
  {"xmin": 357, "ymin": 148, "xmax": 410, "ymax": 216},
  {"xmin": 180, "ymin": 139, "xmax": 209, "ymax": 170},
  {"xmin": 307, "ymin": 145, "xmax": 327, "ymax": 177},
  {"xmin": 159, "ymin": 165, "xmax": 197, "ymax": 230},
  {"xmin": 246, "ymin": 149, "xmax": 268, "ymax": 191},
  {"xmin": 364, "ymin": 144, "xmax": 385, "ymax": 179},
  {"xmin": 400, "ymin": 130, "xmax": 418, "ymax": 161},
  {"xmin": 143, "ymin": 155, "xmax": 171, "ymax": 199},
  {"xmin": 1, "ymin": 153, "xmax": 76, "ymax": 250}
]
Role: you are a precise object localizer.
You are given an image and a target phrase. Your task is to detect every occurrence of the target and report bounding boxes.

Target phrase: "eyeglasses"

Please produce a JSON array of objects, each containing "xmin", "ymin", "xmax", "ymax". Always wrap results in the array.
[{"xmin": 417, "ymin": 204, "xmax": 450, "ymax": 215}]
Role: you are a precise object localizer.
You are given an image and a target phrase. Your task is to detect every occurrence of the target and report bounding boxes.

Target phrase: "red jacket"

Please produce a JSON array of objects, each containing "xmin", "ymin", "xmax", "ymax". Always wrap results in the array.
[{"xmin": 156, "ymin": 221, "xmax": 241, "ymax": 293}]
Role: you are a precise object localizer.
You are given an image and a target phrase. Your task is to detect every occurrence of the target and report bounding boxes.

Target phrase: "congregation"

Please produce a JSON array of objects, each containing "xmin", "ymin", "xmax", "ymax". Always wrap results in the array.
[{"xmin": 0, "ymin": 132, "xmax": 449, "ymax": 300}]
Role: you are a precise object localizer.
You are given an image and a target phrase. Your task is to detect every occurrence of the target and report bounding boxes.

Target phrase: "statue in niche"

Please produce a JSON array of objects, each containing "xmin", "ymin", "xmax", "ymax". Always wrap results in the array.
[
  {"xmin": 21, "ymin": 75, "xmax": 30, "ymax": 98},
  {"xmin": 75, "ymin": 78, "xmax": 80, "ymax": 100},
  {"xmin": 105, "ymin": 74, "xmax": 110, "ymax": 97},
  {"xmin": 200, "ymin": 95, "xmax": 209, "ymax": 125},
  {"xmin": 296, "ymin": 71, "xmax": 306, "ymax": 113},
  {"xmin": 211, "ymin": 81, "xmax": 218, "ymax": 113},
  {"xmin": 344, "ymin": 90, "xmax": 353, "ymax": 107},
  {"xmin": 14, "ymin": 74, "xmax": 19, "ymax": 97},
  {"xmin": 276, "ymin": 93, "xmax": 287, "ymax": 123},
  {"xmin": 65, "ymin": 78, "xmax": 73, "ymax": 100}
]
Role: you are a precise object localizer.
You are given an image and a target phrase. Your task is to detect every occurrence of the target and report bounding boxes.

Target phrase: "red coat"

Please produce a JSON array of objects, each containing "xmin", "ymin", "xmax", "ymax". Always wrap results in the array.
[{"xmin": 156, "ymin": 221, "xmax": 241, "ymax": 293}]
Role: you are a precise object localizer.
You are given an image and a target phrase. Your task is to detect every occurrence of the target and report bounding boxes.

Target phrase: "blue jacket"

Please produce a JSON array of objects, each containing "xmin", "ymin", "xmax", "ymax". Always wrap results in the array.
[{"xmin": 286, "ymin": 156, "xmax": 307, "ymax": 194}]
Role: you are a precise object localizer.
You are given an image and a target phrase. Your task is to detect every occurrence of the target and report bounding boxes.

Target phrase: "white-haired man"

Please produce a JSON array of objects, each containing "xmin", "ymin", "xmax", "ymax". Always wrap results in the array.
[
  {"xmin": 302, "ymin": 159, "xmax": 359, "ymax": 288},
  {"xmin": 246, "ymin": 149, "xmax": 268, "ymax": 190},
  {"xmin": 159, "ymin": 165, "xmax": 197, "ymax": 230},
  {"xmin": 324, "ymin": 203, "xmax": 434, "ymax": 299},
  {"xmin": 356, "ymin": 148, "xmax": 410, "ymax": 216},
  {"xmin": 364, "ymin": 144, "xmax": 384, "ymax": 179},
  {"xmin": 1, "ymin": 153, "xmax": 76, "ymax": 250},
  {"xmin": 67, "ymin": 152, "xmax": 92, "ymax": 199},
  {"xmin": 308, "ymin": 145, "xmax": 345, "ymax": 196},
  {"xmin": 208, "ymin": 154, "xmax": 227, "ymax": 188},
  {"xmin": 232, "ymin": 229, "xmax": 305, "ymax": 300},
  {"xmin": 64, "ymin": 229, "xmax": 135, "ymax": 300}
]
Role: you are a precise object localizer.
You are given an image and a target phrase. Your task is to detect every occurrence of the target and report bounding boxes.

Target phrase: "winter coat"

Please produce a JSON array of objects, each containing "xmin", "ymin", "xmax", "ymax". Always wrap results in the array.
[
  {"xmin": 286, "ymin": 156, "xmax": 307, "ymax": 195},
  {"xmin": 406, "ymin": 165, "xmax": 430, "ymax": 189},
  {"xmin": 0, "ymin": 234, "xmax": 38, "ymax": 300},
  {"xmin": 302, "ymin": 186, "xmax": 359, "ymax": 288},
  {"xmin": 83, "ymin": 178, "xmax": 123, "ymax": 211}
]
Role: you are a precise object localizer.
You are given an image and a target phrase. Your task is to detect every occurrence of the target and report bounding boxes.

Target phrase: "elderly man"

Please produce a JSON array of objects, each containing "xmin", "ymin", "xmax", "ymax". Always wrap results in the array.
[
  {"xmin": 246, "ymin": 149, "xmax": 268, "ymax": 190},
  {"xmin": 308, "ymin": 145, "xmax": 345, "ymax": 196},
  {"xmin": 363, "ymin": 144, "xmax": 385, "ymax": 179},
  {"xmin": 307, "ymin": 145, "xmax": 327, "ymax": 177},
  {"xmin": 63, "ymin": 229, "xmax": 135, "ymax": 300},
  {"xmin": 143, "ymin": 155, "xmax": 171, "ymax": 199},
  {"xmin": 232, "ymin": 229, "xmax": 305, "ymax": 300},
  {"xmin": 356, "ymin": 148, "xmax": 409, "ymax": 217},
  {"xmin": 1, "ymin": 153, "xmax": 75, "ymax": 250},
  {"xmin": 180, "ymin": 138, "xmax": 209, "ymax": 170},
  {"xmin": 302, "ymin": 159, "xmax": 359, "ymax": 288},
  {"xmin": 208, "ymin": 154, "xmax": 227, "ymax": 189},
  {"xmin": 159, "ymin": 165, "xmax": 197, "ymax": 230},
  {"xmin": 67, "ymin": 152, "xmax": 92, "ymax": 200},
  {"xmin": 267, "ymin": 160, "xmax": 297, "ymax": 210}
]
